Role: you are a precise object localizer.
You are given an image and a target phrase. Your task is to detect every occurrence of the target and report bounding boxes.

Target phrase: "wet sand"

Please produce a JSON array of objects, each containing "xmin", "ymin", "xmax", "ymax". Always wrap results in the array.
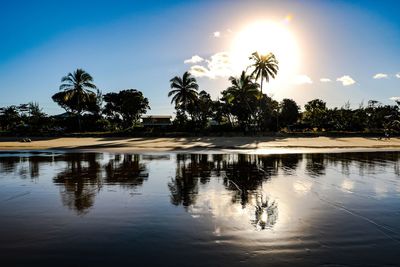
[{"xmin": 0, "ymin": 136, "xmax": 399, "ymax": 153}]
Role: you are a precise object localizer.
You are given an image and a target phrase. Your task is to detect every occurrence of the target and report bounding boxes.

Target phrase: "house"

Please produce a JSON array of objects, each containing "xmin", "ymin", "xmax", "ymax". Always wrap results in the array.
[{"xmin": 141, "ymin": 115, "xmax": 172, "ymax": 127}]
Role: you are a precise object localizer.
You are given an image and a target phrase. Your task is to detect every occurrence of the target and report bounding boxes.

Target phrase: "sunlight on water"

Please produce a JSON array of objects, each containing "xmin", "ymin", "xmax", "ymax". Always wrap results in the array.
[{"xmin": 0, "ymin": 152, "xmax": 400, "ymax": 266}]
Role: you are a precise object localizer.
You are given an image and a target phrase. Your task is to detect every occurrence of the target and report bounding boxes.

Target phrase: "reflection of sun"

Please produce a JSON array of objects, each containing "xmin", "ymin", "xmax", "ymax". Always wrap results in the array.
[{"xmin": 230, "ymin": 20, "xmax": 301, "ymax": 92}]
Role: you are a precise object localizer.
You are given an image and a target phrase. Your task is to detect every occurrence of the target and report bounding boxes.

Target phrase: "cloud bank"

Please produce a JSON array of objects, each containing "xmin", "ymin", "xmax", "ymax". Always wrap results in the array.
[{"xmin": 188, "ymin": 52, "xmax": 233, "ymax": 79}]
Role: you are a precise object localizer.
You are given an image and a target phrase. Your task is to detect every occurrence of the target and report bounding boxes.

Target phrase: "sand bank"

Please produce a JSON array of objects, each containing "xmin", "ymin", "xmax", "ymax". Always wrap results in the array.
[{"xmin": 0, "ymin": 136, "xmax": 399, "ymax": 154}]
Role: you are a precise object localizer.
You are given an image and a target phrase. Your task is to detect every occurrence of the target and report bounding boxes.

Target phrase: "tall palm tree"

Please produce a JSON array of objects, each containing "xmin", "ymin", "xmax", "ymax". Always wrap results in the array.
[
  {"xmin": 249, "ymin": 52, "xmax": 279, "ymax": 95},
  {"xmin": 168, "ymin": 71, "xmax": 199, "ymax": 119},
  {"xmin": 58, "ymin": 68, "xmax": 98, "ymax": 130},
  {"xmin": 225, "ymin": 71, "xmax": 260, "ymax": 126}
]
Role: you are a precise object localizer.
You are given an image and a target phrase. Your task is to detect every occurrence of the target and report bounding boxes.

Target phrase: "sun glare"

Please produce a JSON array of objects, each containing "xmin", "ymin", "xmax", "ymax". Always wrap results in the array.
[{"xmin": 230, "ymin": 20, "xmax": 301, "ymax": 91}]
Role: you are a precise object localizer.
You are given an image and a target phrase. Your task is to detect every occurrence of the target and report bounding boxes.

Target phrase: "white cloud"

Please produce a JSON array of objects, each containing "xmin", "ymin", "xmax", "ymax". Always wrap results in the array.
[
  {"xmin": 373, "ymin": 73, "xmax": 388, "ymax": 79},
  {"xmin": 396, "ymin": 73, "xmax": 400, "ymax": 78},
  {"xmin": 184, "ymin": 55, "xmax": 204, "ymax": 64},
  {"xmin": 293, "ymin": 75, "xmax": 313, "ymax": 85},
  {"xmin": 320, "ymin": 78, "xmax": 331, "ymax": 82},
  {"xmin": 189, "ymin": 52, "xmax": 233, "ymax": 79},
  {"xmin": 336, "ymin": 75, "xmax": 356, "ymax": 86},
  {"xmin": 389, "ymin": 96, "xmax": 400, "ymax": 101},
  {"xmin": 213, "ymin": 31, "xmax": 221, "ymax": 37},
  {"xmin": 189, "ymin": 65, "xmax": 209, "ymax": 77}
]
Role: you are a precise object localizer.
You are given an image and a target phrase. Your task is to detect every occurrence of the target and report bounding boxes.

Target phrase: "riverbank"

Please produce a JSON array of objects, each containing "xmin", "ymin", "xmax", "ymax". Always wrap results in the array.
[{"xmin": 0, "ymin": 136, "xmax": 399, "ymax": 154}]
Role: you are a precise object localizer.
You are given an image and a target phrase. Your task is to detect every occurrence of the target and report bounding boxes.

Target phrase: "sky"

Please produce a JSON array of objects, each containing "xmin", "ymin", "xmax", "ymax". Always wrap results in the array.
[{"xmin": 0, "ymin": 0, "xmax": 399, "ymax": 115}]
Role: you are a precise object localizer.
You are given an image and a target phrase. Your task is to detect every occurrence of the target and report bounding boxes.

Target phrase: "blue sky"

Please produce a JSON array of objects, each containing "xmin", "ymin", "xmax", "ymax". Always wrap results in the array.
[{"xmin": 0, "ymin": 0, "xmax": 399, "ymax": 115}]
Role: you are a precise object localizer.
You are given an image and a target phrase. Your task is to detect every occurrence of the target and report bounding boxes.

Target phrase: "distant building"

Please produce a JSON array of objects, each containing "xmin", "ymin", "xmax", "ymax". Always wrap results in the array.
[{"xmin": 141, "ymin": 115, "xmax": 172, "ymax": 127}]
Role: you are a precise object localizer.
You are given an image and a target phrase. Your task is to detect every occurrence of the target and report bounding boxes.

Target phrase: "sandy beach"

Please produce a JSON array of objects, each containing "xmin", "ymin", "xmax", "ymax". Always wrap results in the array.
[{"xmin": 0, "ymin": 136, "xmax": 399, "ymax": 154}]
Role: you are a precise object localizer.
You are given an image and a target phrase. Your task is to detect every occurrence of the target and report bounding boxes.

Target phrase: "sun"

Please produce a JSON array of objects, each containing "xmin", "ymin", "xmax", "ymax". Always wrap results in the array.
[{"xmin": 230, "ymin": 20, "xmax": 301, "ymax": 92}]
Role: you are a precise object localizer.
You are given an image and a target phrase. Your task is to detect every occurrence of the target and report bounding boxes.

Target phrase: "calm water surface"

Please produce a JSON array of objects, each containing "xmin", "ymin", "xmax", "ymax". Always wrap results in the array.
[{"xmin": 1, "ymin": 151, "xmax": 400, "ymax": 266}]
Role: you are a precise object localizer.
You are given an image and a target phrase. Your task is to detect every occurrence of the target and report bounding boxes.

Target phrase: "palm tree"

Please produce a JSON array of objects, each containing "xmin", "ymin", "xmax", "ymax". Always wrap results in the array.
[
  {"xmin": 249, "ymin": 52, "xmax": 279, "ymax": 95},
  {"xmin": 57, "ymin": 68, "xmax": 98, "ymax": 130},
  {"xmin": 168, "ymin": 71, "xmax": 199, "ymax": 119},
  {"xmin": 225, "ymin": 71, "xmax": 260, "ymax": 127}
]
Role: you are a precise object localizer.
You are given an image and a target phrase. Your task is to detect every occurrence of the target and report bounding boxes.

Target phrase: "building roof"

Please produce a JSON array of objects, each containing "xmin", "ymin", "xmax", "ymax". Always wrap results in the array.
[{"xmin": 141, "ymin": 115, "xmax": 172, "ymax": 119}]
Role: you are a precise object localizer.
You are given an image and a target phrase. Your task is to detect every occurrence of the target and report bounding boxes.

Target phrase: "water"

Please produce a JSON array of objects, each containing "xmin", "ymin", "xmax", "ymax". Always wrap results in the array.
[{"xmin": 0, "ymin": 151, "xmax": 400, "ymax": 266}]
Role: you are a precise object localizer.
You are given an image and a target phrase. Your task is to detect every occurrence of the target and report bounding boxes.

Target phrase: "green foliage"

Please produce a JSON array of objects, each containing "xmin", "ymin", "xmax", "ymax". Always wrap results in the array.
[
  {"xmin": 103, "ymin": 89, "xmax": 150, "ymax": 129},
  {"xmin": 0, "ymin": 103, "xmax": 50, "ymax": 133},
  {"xmin": 303, "ymin": 99, "xmax": 328, "ymax": 129}
]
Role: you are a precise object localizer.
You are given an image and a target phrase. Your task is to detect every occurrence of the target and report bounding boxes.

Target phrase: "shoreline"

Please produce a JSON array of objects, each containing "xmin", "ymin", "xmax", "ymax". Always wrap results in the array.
[{"xmin": 0, "ymin": 137, "xmax": 399, "ymax": 154}]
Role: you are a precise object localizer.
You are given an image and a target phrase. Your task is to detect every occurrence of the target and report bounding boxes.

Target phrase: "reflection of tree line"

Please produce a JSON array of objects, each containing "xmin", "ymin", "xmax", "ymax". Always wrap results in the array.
[
  {"xmin": 54, "ymin": 154, "xmax": 148, "ymax": 214},
  {"xmin": 168, "ymin": 152, "xmax": 400, "ymax": 229},
  {"xmin": 0, "ymin": 153, "xmax": 148, "ymax": 214},
  {"xmin": 169, "ymin": 154, "xmax": 305, "ymax": 208},
  {"xmin": 0, "ymin": 152, "xmax": 399, "ymax": 216}
]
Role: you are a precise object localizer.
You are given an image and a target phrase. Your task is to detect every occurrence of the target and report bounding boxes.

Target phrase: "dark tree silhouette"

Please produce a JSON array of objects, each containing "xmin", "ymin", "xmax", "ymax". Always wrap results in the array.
[
  {"xmin": 52, "ymin": 68, "xmax": 99, "ymax": 130},
  {"xmin": 249, "ymin": 52, "xmax": 279, "ymax": 95},
  {"xmin": 168, "ymin": 71, "xmax": 199, "ymax": 120},
  {"xmin": 279, "ymin": 98, "xmax": 300, "ymax": 128},
  {"xmin": 103, "ymin": 89, "xmax": 150, "ymax": 129},
  {"xmin": 223, "ymin": 71, "xmax": 260, "ymax": 128}
]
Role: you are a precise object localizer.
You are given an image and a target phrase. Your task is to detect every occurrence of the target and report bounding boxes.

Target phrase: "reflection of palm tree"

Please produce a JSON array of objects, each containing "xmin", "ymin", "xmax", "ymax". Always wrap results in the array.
[
  {"xmin": 0, "ymin": 156, "xmax": 21, "ymax": 174},
  {"xmin": 249, "ymin": 52, "xmax": 279, "ymax": 95},
  {"xmin": 252, "ymin": 194, "xmax": 278, "ymax": 231},
  {"xmin": 53, "ymin": 153, "xmax": 149, "ymax": 214},
  {"xmin": 168, "ymin": 154, "xmax": 217, "ymax": 208},
  {"xmin": 53, "ymin": 153, "xmax": 102, "ymax": 214},
  {"xmin": 168, "ymin": 71, "xmax": 199, "ymax": 119},
  {"xmin": 305, "ymin": 154, "xmax": 326, "ymax": 177},
  {"xmin": 224, "ymin": 155, "xmax": 267, "ymax": 207},
  {"xmin": 105, "ymin": 154, "xmax": 148, "ymax": 188}
]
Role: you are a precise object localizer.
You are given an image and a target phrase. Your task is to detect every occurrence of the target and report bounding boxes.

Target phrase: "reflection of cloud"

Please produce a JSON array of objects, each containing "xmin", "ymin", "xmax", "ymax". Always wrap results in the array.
[
  {"xmin": 374, "ymin": 184, "xmax": 388, "ymax": 199},
  {"xmin": 293, "ymin": 75, "xmax": 313, "ymax": 85},
  {"xmin": 320, "ymin": 78, "xmax": 331, "ymax": 82},
  {"xmin": 396, "ymin": 73, "xmax": 400, "ymax": 78},
  {"xmin": 189, "ymin": 52, "xmax": 233, "ymax": 79},
  {"xmin": 373, "ymin": 73, "xmax": 388, "ymax": 79},
  {"xmin": 188, "ymin": 188, "xmax": 246, "ymax": 221},
  {"xmin": 337, "ymin": 75, "xmax": 356, "ymax": 86},
  {"xmin": 293, "ymin": 180, "xmax": 313, "ymax": 196},
  {"xmin": 184, "ymin": 55, "xmax": 204, "ymax": 64},
  {"xmin": 341, "ymin": 179, "xmax": 354, "ymax": 192}
]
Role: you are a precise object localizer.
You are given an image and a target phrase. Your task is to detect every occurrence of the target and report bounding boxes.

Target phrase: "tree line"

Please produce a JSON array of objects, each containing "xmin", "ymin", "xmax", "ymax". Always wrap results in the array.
[{"xmin": 0, "ymin": 52, "xmax": 399, "ymax": 135}]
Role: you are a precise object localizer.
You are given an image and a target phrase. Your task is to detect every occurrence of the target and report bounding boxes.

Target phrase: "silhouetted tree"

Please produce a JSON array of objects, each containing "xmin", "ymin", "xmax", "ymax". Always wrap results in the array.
[
  {"xmin": 279, "ymin": 98, "xmax": 300, "ymax": 129},
  {"xmin": 189, "ymin": 90, "xmax": 213, "ymax": 128},
  {"xmin": 222, "ymin": 71, "xmax": 260, "ymax": 129},
  {"xmin": 168, "ymin": 71, "xmax": 199, "ymax": 121},
  {"xmin": 249, "ymin": 52, "xmax": 279, "ymax": 95},
  {"xmin": 52, "ymin": 68, "xmax": 99, "ymax": 130},
  {"xmin": 103, "ymin": 89, "xmax": 150, "ymax": 129},
  {"xmin": 303, "ymin": 99, "xmax": 328, "ymax": 130},
  {"xmin": 0, "ymin": 106, "xmax": 20, "ymax": 130}
]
